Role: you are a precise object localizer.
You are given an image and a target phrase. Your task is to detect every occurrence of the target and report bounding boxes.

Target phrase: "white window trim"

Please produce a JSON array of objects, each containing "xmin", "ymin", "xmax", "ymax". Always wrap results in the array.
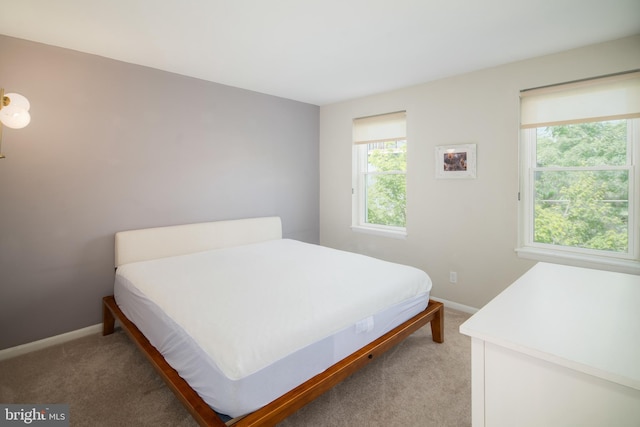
[
  {"xmin": 351, "ymin": 224, "xmax": 408, "ymax": 239},
  {"xmin": 515, "ymin": 246, "xmax": 640, "ymax": 275},
  {"xmin": 351, "ymin": 142, "xmax": 408, "ymax": 239},
  {"xmin": 517, "ymin": 119, "xmax": 640, "ymax": 274}
]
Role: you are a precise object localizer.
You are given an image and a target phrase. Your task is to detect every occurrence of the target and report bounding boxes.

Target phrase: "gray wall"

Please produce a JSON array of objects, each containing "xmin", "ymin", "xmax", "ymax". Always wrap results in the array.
[{"xmin": 0, "ymin": 35, "xmax": 319, "ymax": 350}]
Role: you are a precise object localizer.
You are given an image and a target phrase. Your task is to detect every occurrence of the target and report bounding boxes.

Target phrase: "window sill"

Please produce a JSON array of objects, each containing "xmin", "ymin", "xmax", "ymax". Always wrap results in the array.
[
  {"xmin": 516, "ymin": 246, "xmax": 640, "ymax": 275},
  {"xmin": 351, "ymin": 225, "xmax": 407, "ymax": 240}
]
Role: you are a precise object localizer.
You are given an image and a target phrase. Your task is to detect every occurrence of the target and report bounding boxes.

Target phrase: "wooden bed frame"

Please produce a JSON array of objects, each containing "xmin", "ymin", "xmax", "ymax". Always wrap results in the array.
[{"xmin": 103, "ymin": 217, "xmax": 444, "ymax": 426}]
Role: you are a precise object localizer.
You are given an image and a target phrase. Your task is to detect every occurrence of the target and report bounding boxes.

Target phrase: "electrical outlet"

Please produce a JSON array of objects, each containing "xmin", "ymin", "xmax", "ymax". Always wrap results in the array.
[{"xmin": 449, "ymin": 271, "xmax": 457, "ymax": 284}]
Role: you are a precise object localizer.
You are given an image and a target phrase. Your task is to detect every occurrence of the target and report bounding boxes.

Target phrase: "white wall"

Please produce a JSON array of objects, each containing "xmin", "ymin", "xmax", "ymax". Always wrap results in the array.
[{"xmin": 319, "ymin": 35, "xmax": 640, "ymax": 309}]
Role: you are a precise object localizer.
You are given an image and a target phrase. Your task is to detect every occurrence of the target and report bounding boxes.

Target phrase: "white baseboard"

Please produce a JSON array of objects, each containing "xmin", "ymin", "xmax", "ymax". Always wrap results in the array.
[
  {"xmin": 0, "ymin": 323, "xmax": 103, "ymax": 362},
  {"xmin": 430, "ymin": 296, "xmax": 479, "ymax": 315}
]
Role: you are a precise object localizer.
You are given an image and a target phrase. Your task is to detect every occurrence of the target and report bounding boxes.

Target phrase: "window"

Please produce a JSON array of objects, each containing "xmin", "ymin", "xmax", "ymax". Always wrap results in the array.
[
  {"xmin": 518, "ymin": 71, "xmax": 640, "ymax": 271},
  {"xmin": 352, "ymin": 111, "xmax": 407, "ymax": 237}
]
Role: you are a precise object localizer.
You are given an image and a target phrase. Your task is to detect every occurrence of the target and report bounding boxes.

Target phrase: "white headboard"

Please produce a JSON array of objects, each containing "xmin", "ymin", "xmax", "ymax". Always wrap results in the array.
[{"xmin": 114, "ymin": 216, "xmax": 282, "ymax": 267}]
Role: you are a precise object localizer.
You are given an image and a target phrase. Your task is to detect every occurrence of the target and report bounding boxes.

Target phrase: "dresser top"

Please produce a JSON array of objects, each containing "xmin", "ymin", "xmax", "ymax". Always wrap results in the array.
[{"xmin": 460, "ymin": 262, "xmax": 640, "ymax": 390}]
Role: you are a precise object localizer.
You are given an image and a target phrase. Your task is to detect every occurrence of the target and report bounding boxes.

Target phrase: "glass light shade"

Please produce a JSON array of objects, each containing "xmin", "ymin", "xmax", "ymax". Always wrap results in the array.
[
  {"xmin": 3, "ymin": 92, "xmax": 30, "ymax": 111},
  {"xmin": 0, "ymin": 105, "xmax": 31, "ymax": 129}
]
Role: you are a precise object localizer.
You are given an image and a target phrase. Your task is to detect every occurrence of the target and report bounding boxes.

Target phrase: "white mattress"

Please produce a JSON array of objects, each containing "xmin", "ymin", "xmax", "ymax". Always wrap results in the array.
[{"xmin": 114, "ymin": 239, "xmax": 431, "ymax": 418}]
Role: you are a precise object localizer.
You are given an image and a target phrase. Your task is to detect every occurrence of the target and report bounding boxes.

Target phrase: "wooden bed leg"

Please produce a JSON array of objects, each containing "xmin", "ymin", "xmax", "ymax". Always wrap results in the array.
[
  {"xmin": 430, "ymin": 302, "xmax": 444, "ymax": 343},
  {"xmin": 103, "ymin": 296, "xmax": 116, "ymax": 336}
]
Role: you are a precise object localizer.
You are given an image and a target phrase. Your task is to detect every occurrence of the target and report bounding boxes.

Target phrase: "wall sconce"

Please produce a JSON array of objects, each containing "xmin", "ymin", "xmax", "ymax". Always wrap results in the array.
[{"xmin": 0, "ymin": 88, "xmax": 31, "ymax": 159}]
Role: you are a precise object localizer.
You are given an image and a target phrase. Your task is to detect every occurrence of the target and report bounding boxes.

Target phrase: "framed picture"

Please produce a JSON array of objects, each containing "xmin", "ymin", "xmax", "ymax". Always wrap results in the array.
[{"xmin": 435, "ymin": 144, "xmax": 476, "ymax": 179}]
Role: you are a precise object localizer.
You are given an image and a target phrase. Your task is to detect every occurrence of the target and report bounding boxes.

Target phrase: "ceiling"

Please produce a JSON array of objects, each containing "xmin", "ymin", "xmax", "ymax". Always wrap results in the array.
[{"xmin": 1, "ymin": 0, "xmax": 639, "ymax": 106}]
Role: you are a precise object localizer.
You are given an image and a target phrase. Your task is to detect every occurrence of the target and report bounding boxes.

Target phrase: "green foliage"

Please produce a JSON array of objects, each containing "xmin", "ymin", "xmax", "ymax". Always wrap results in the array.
[
  {"xmin": 533, "ymin": 121, "xmax": 629, "ymax": 252},
  {"xmin": 366, "ymin": 142, "xmax": 406, "ymax": 227},
  {"xmin": 536, "ymin": 120, "xmax": 627, "ymax": 167}
]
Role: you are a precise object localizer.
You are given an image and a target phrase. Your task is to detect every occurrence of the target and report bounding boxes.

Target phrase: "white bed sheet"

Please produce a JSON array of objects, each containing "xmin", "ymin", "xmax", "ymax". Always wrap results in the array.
[{"xmin": 114, "ymin": 239, "xmax": 431, "ymax": 417}]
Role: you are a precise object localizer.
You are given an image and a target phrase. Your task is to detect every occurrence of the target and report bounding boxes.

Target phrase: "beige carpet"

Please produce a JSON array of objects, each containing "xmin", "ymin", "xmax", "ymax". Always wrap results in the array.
[{"xmin": 0, "ymin": 308, "xmax": 471, "ymax": 427}]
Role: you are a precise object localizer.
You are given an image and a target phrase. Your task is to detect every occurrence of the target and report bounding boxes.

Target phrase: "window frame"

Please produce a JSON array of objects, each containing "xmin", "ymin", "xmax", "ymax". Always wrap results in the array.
[
  {"xmin": 352, "ymin": 141, "xmax": 407, "ymax": 238},
  {"xmin": 517, "ymin": 118, "xmax": 640, "ymax": 274},
  {"xmin": 351, "ymin": 111, "xmax": 408, "ymax": 239}
]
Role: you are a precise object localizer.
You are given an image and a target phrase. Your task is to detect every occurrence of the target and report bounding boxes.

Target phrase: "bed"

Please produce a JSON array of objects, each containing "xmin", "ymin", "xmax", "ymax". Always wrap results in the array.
[{"xmin": 102, "ymin": 216, "xmax": 444, "ymax": 426}]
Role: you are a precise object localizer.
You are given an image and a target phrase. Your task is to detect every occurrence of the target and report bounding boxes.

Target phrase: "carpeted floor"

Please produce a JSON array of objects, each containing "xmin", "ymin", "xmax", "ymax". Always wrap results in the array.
[{"xmin": 0, "ymin": 308, "xmax": 471, "ymax": 427}]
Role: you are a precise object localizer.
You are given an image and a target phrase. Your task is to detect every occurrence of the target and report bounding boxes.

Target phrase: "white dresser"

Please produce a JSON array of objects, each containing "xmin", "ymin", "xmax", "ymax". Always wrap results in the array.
[{"xmin": 460, "ymin": 262, "xmax": 640, "ymax": 427}]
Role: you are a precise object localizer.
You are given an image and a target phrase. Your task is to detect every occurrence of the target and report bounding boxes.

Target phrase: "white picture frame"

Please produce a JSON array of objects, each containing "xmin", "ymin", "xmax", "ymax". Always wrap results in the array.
[{"xmin": 435, "ymin": 144, "xmax": 477, "ymax": 179}]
